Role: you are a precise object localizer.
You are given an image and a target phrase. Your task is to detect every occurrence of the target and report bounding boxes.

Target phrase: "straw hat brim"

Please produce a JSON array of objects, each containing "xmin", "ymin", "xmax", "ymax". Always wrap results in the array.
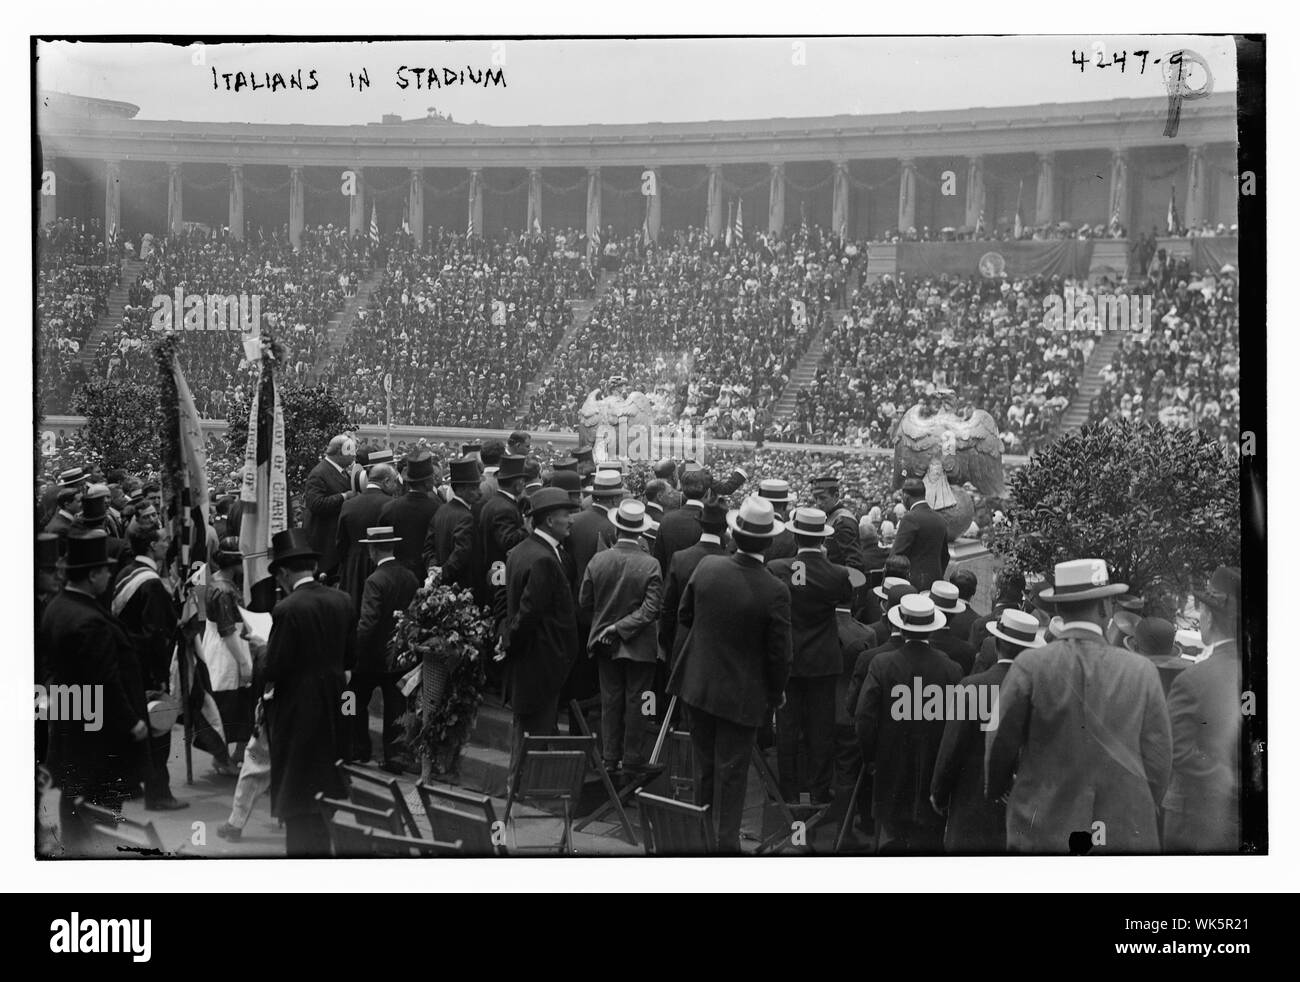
[
  {"xmin": 1037, "ymin": 582, "xmax": 1129, "ymax": 603},
  {"xmin": 726, "ymin": 511, "xmax": 785, "ymax": 538},
  {"xmin": 986, "ymin": 623, "xmax": 1046, "ymax": 648},
  {"xmin": 887, "ymin": 606, "xmax": 947, "ymax": 632}
]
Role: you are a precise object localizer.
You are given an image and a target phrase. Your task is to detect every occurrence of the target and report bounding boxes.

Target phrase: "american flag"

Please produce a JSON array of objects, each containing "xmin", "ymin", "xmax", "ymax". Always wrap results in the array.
[
  {"xmin": 733, "ymin": 197, "xmax": 744, "ymax": 243},
  {"xmin": 1167, "ymin": 184, "xmax": 1181, "ymax": 234},
  {"xmin": 369, "ymin": 203, "xmax": 379, "ymax": 247}
]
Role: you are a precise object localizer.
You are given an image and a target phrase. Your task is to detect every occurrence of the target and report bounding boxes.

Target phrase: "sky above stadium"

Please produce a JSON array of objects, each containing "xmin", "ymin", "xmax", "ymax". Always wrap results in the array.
[{"xmin": 37, "ymin": 36, "xmax": 1236, "ymax": 127}]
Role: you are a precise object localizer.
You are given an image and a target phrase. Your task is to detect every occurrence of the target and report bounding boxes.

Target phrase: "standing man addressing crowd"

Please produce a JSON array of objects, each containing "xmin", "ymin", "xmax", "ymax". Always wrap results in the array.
[
  {"xmin": 302, "ymin": 435, "xmax": 356, "ymax": 581},
  {"xmin": 891, "ymin": 477, "xmax": 949, "ymax": 592}
]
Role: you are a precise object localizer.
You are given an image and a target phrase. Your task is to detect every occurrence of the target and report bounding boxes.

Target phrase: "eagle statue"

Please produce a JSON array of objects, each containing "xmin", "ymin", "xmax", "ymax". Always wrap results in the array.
[
  {"xmin": 577, "ymin": 377, "xmax": 664, "ymax": 461},
  {"xmin": 892, "ymin": 396, "xmax": 1005, "ymax": 541}
]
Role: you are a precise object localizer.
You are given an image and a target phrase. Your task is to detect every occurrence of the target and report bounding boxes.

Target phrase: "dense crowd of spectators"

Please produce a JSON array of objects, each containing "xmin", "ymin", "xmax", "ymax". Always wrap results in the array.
[
  {"xmin": 521, "ymin": 225, "xmax": 858, "ymax": 436},
  {"xmin": 867, "ymin": 222, "xmax": 1128, "ymax": 244},
  {"xmin": 38, "ymin": 219, "xmax": 120, "ymax": 408},
  {"xmin": 327, "ymin": 228, "xmax": 594, "ymax": 428}
]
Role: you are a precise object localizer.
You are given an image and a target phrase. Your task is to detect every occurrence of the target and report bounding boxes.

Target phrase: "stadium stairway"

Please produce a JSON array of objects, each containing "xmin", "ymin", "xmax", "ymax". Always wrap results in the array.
[
  {"xmin": 511, "ymin": 270, "xmax": 613, "ymax": 422},
  {"xmin": 77, "ymin": 258, "xmax": 144, "ymax": 370},
  {"xmin": 1053, "ymin": 330, "xmax": 1127, "ymax": 435},
  {"xmin": 768, "ymin": 311, "xmax": 840, "ymax": 421},
  {"xmin": 310, "ymin": 268, "xmax": 384, "ymax": 382}
]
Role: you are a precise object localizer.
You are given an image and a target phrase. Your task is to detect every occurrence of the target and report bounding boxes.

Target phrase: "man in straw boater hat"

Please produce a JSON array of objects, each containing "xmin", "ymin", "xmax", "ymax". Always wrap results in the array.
[
  {"xmin": 378, "ymin": 450, "xmax": 441, "ymax": 582},
  {"xmin": 1163, "ymin": 565, "xmax": 1242, "ymax": 853},
  {"xmin": 854, "ymin": 592, "xmax": 963, "ymax": 854},
  {"xmin": 41, "ymin": 530, "xmax": 151, "ymax": 855},
  {"xmin": 667, "ymin": 495, "xmax": 793, "ymax": 853},
  {"xmin": 500, "ymin": 488, "xmax": 582, "ymax": 773},
  {"xmin": 352, "ymin": 527, "xmax": 419, "ymax": 773},
  {"xmin": 767, "ymin": 507, "xmax": 854, "ymax": 805},
  {"xmin": 262, "ymin": 528, "xmax": 357, "ymax": 856},
  {"xmin": 424, "ymin": 456, "xmax": 485, "ymax": 603},
  {"xmin": 987, "ymin": 559, "xmax": 1172, "ymax": 854},
  {"xmin": 930, "ymin": 608, "xmax": 1045, "ymax": 854},
  {"xmin": 923, "ymin": 580, "xmax": 977, "ymax": 676},
  {"xmin": 578, "ymin": 499, "xmax": 663, "ymax": 779},
  {"xmin": 757, "ymin": 478, "xmax": 798, "ymax": 562}
]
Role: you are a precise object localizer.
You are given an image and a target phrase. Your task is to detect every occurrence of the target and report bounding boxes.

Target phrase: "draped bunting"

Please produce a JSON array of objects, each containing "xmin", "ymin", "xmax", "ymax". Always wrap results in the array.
[
  {"xmin": 540, "ymin": 175, "xmax": 589, "ymax": 195},
  {"xmin": 422, "ymin": 176, "xmax": 470, "ymax": 197},
  {"xmin": 896, "ymin": 240, "xmax": 1095, "ymax": 278},
  {"xmin": 831, "ymin": 164, "xmax": 849, "ymax": 240},
  {"xmin": 480, "ymin": 174, "xmax": 530, "ymax": 196},
  {"xmin": 846, "ymin": 166, "xmax": 900, "ymax": 191},
  {"xmin": 721, "ymin": 173, "xmax": 770, "ymax": 194},
  {"xmin": 768, "ymin": 164, "xmax": 785, "ymax": 235},
  {"xmin": 783, "ymin": 171, "xmax": 833, "ymax": 194},
  {"xmin": 658, "ymin": 170, "xmax": 709, "ymax": 194},
  {"xmin": 706, "ymin": 168, "xmax": 723, "ymax": 238}
]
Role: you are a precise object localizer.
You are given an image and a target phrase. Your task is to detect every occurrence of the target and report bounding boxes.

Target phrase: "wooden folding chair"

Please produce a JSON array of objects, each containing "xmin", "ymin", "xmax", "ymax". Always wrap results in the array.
[
  {"xmin": 416, "ymin": 784, "xmax": 502, "ymax": 856},
  {"xmin": 749, "ymin": 746, "xmax": 829, "ymax": 855},
  {"xmin": 73, "ymin": 798, "xmax": 165, "ymax": 857},
  {"xmin": 635, "ymin": 790, "xmax": 716, "ymax": 855},
  {"xmin": 315, "ymin": 792, "xmax": 404, "ymax": 835},
  {"xmin": 665, "ymin": 730, "xmax": 698, "ymax": 803},
  {"xmin": 335, "ymin": 760, "xmax": 421, "ymax": 837},
  {"xmin": 510, "ymin": 729, "xmax": 638, "ymax": 846},
  {"xmin": 367, "ymin": 829, "xmax": 464, "ymax": 858},
  {"xmin": 503, "ymin": 748, "xmax": 588, "ymax": 855},
  {"xmin": 324, "ymin": 814, "xmax": 378, "ymax": 858},
  {"xmin": 565, "ymin": 700, "xmax": 644, "ymax": 844}
]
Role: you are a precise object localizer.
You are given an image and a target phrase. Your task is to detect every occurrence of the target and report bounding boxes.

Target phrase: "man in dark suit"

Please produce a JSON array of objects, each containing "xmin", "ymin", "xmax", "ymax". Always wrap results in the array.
[
  {"xmin": 855, "ymin": 593, "xmax": 963, "ymax": 853},
  {"xmin": 424, "ymin": 457, "xmax": 485, "ymax": 602},
  {"xmin": 658, "ymin": 500, "xmax": 728, "ymax": 662},
  {"xmin": 930, "ymin": 609, "xmax": 1044, "ymax": 854},
  {"xmin": 768, "ymin": 508, "xmax": 853, "ymax": 803},
  {"xmin": 262, "ymin": 529, "xmax": 357, "ymax": 857},
  {"xmin": 379, "ymin": 450, "xmax": 440, "ymax": 581},
  {"xmin": 111, "ymin": 524, "xmax": 186, "ymax": 811},
  {"xmin": 758, "ymin": 479, "xmax": 798, "ymax": 562},
  {"xmin": 891, "ymin": 478, "xmax": 950, "ymax": 591},
  {"xmin": 500, "ymin": 489, "xmax": 581, "ymax": 771},
  {"xmin": 353, "ymin": 527, "xmax": 419, "ymax": 772},
  {"xmin": 41, "ymin": 531, "xmax": 150, "ymax": 855},
  {"xmin": 44, "ymin": 468, "xmax": 87, "ymax": 537},
  {"xmin": 1164, "ymin": 566, "xmax": 1242, "ymax": 853},
  {"xmin": 948, "ymin": 569, "xmax": 983, "ymax": 642},
  {"xmin": 302, "ymin": 435, "xmax": 357, "ymax": 579},
  {"xmin": 337, "ymin": 462, "xmax": 396, "ymax": 614},
  {"xmin": 668, "ymin": 496, "xmax": 792, "ymax": 853},
  {"xmin": 926, "ymin": 581, "xmax": 977, "ymax": 675},
  {"xmin": 833, "ymin": 590, "xmax": 875, "ymax": 844},
  {"xmin": 652, "ymin": 469, "xmax": 709, "ymax": 575},
  {"xmin": 810, "ymin": 475, "xmax": 865, "ymax": 574},
  {"xmin": 480, "ymin": 454, "xmax": 530, "ymax": 635},
  {"xmin": 568, "ymin": 470, "xmax": 622, "ymax": 593}
]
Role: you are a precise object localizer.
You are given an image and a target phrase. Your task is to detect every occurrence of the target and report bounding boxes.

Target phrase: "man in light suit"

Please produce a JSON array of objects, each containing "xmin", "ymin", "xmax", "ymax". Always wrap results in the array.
[
  {"xmin": 986, "ymin": 559, "xmax": 1172, "ymax": 854},
  {"xmin": 1163, "ymin": 566, "xmax": 1242, "ymax": 853},
  {"xmin": 579, "ymin": 500, "xmax": 663, "ymax": 775},
  {"xmin": 890, "ymin": 478, "xmax": 949, "ymax": 591},
  {"xmin": 668, "ymin": 496, "xmax": 792, "ymax": 853},
  {"xmin": 768, "ymin": 507, "xmax": 853, "ymax": 804},
  {"xmin": 302, "ymin": 435, "xmax": 357, "ymax": 580},
  {"xmin": 500, "ymin": 489, "xmax": 582, "ymax": 771}
]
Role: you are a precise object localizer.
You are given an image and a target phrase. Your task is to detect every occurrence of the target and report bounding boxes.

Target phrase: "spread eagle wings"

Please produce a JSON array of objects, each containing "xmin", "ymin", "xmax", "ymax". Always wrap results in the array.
[{"xmin": 892, "ymin": 405, "xmax": 1005, "ymax": 497}]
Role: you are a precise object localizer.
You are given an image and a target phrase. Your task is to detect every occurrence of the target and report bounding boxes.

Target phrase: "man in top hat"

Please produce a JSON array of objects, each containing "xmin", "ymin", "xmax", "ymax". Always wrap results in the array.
[
  {"xmin": 810, "ymin": 475, "xmax": 866, "ymax": 575},
  {"xmin": 573, "ymin": 445, "xmax": 596, "ymax": 478},
  {"xmin": 353, "ymin": 527, "xmax": 419, "ymax": 772},
  {"xmin": 568, "ymin": 470, "xmax": 622, "ymax": 590},
  {"xmin": 379, "ymin": 450, "xmax": 441, "ymax": 581},
  {"xmin": 758, "ymin": 479, "xmax": 799, "ymax": 562},
  {"xmin": 481, "ymin": 454, "xmax": 531, "ymax": 635},
  {"xmin": 668, "ymin": 496, "xmax": 793, "ymax": 853},
  {"xmin": 653, "ymin": 468, "xmax": 710, "ymax": 575},
  {"xmin": 987, "ymin": 559, "xmax": 1172, "ymax": 854},
  {"xmin": 40, "ymin": 530, "xmax": 150, "ymax": 854},
  {"xmin": 425, "ymin": 457, "xmax": 486, "ymax": 604},
  {"xmin": 501, "ymin": 488, "xmax": 582, "ymax": 769},
  {"xmin": 855, "ymin": 593, "xmax": 963, "ymax": 853},
  {"xmin": 890, "ymin": 478, "xmax": 949, "ymax": 592},
  {"xmin": 930, "ymin": 609, "xmax": 1045, "ymax": 854},
  {"xmin": 262, "ymin": 528, "xmax": 357, "ymax": 856},
  {"xmin": 865, "ymin": 556, "xmax": 913, "ymax": 646},
  {"xmin": 111, "ymin": 524, "xmax": 187, "ymax": 812},
  {"xmin": 659, "ymin": 500, "xmax": 729, "ymax": 664},
  {"xmin": 924, "ymin": 581, "xmax": 977, "ymax": 675},
  {"xmin": 549, "ymin": 469, "xmax": 584, "ymax": 507},
  {"xmin": 1164, "ymin": 566, "xmax": 1242, "ymax": 853},
  {"xmin": 302, "ymin": 435, "xmax": 357, "ymax": 580},
  {"xmin": 768, "ymin": 508, "xmax": 854, "ymax": 804},
  {"xmin": 337, "ymin": 462, "xmax": 397, "ymax": 614},
  {"xmin": 75, "ymin": 484, "xmax": 127, "ymax": 565},
  {"xmin": 578, "ymin": 500, "xmax": 663, "ymax": 776}
]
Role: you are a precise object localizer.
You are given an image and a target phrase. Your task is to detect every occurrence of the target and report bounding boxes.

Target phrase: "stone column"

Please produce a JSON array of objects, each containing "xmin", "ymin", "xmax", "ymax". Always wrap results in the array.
[
  {"xmin": 584, "ymin": 167, "xmax": 600, "ymax": 249},
  {"xmin": 831, "ymin": 161, "xmax": 850, "ymax": 240},
  {"xmin": 707, "ymin": 164, "xmax": 723, "ymax": 240},
  {"xmin": 40, "ymin": 157, "xmax": 56, "ymax": 226},
  {"xmin": 167, "ymin": 162, "xmax": 184, "ymax": 235},
  {"xmin": 527, "ymin": 168, "xmax": 542, "ymax": 233},
  {"xmin": 964, "ymin": 155, "xmax": 985, "ymax": 232},
  {"xmin": 768, "ymin": 162, "xmax": 785, "ymax": 236},
  {"xmin": 644, "ymin": 167, "xmax": 661, "ymax": 242},
  {"xmin": 897, "ymin": 158, "xmax": 917, "ymax": 233},
  {"xmin": 288, "ymin": 166, "xmax": 304, "ymax": 249},
  {"xmin": 347, "ymin": 166, "xmax": 365, "ymax": 237},
  {"xmin": 104, "ymin": 160, "xmax": 121, "ymax": 246},
  {"xmin": 468, "ymin": 169, "xmax": 484, "ymax": 238},
  {"xmin": 1107, "ymin": 149, "xmax": 1128, "ymax": 233},
  {"xmin": 228, "ymin": 164, "xmax": 245, "ymax": 241},
  {"xmin": 1035, "ymin": 152, "xmax": 1056, "ymax": 226},
  {"xmin": 408, "ymin": 167, "xmax": 424, "ymax": 248},
  {"xmin": 1185, "ymin": 145, "xmax": 1205, "ymax": 230}
]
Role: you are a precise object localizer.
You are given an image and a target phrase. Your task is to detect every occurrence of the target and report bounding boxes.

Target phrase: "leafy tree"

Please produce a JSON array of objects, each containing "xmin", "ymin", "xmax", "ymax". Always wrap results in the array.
[
  {"xmin": 226, "ymin": 381, "xmax": 356, "ymax": 498},
  {"xmin": 72, "ymin": 378, "xmax": 163, "ymax": 473},
  {"xmin": 990, "ymin": 419, "xmax": 1239, "ymax": 618}
]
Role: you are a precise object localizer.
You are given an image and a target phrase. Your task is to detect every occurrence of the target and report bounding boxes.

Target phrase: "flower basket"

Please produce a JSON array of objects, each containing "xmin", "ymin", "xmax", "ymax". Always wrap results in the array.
[{"xmin": 389, "ymin": 572, "xmax": 491, "ymax": 778}]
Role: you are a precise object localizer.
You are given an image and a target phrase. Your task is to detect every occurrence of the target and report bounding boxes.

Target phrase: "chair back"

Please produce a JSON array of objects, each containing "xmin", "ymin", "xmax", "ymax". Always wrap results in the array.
[
  {"xmin": 367, "ymin": 829, "xmax": 464, "ymax": 858},
  {"xmin": 323, "ymin": 815, "xmax": 376, "ymax": 858},
  {"xmin": 315, "ymin": 793, "xmax": 404, "ymax": 834},
  {"xmin": 666, "ymin": 730, "xmax": 697, "ymax": 802},
  {"xmin": 517, "ymin": 750, "xmax": 587, "ymax": 804},
  {"xmin": 417, "ymin": 784, "xmax": 501, "ymax": 856},
  {"xmin": 336, "ymin": 760, "xmax": 421, "ymax": 837},
  {"xmin": 635, "ymin": 790, "xmax": 716, "ymax": 856}
]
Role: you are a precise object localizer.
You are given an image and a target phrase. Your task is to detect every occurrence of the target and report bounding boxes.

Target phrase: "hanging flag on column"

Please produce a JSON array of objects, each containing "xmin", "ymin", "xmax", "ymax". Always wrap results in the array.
[
  {"xmin": 1013, "ymin": 179, "xmax": 1024, "ymax": 239},
  {"xmin": 238, "ymin": 340, "xmax": 288, "ymax": 610},
  {"xmin": 155, "ymin": 335, "xmax": 211, "ymax": 572},
  {"xmin": 467, "ymin": 172, "xmax": 478, "ymax": 240},
  {"xmin": 401, "ymin": 201, "xmax": 411, "ymax": 235},
  {"xmin": 369, "ymin": 203, "xmax": 379, "ymax": 247},
  {"xmin": 643, "ymin": 196, "xmax": 652, "ymax": 248},
  {"xmin": 800, "ymin": 201, "xmax": 809, "ymax": 240},
  {"xmin": 1167, "ymin": 184, "xmax": 1180, "ymax": 234},
  {"xmin": 976, "ymin": 208, "xmax": 985, "ymax": 238},
  {"xmin": 734, "ymin": 197, "xmax": 744, "ymax": 243},
  {"xmin": 588, "ymin": 225, "xmax": 600, "ymax": 262},
  {"xmin": 725, "ymin": 200, "xmax": 734, "ymax": 249}
]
